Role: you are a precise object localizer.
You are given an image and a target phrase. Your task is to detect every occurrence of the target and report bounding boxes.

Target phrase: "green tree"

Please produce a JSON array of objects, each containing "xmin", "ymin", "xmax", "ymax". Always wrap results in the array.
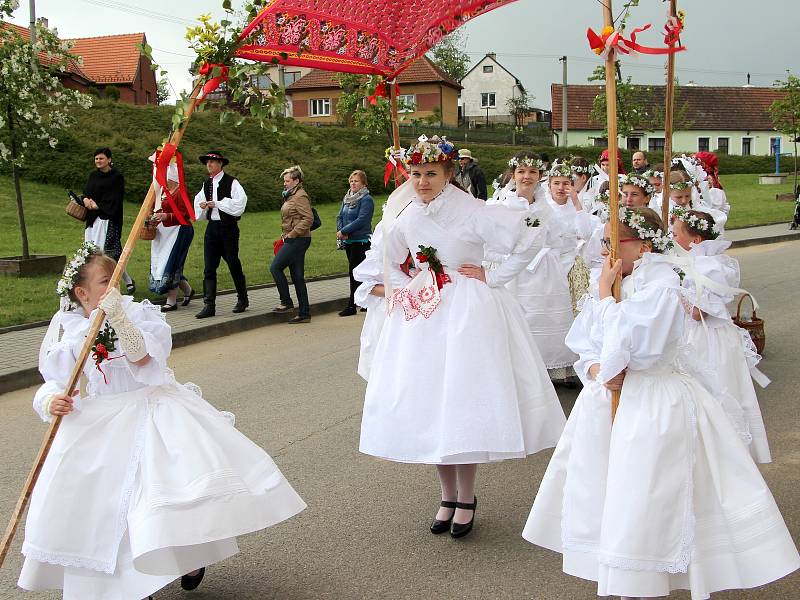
[
  {"xmin": 588, "ymin": 63, "xmax": 654, "ymax": 138},
  {"xmin": 506, "ymin": 92, "xmax": 535, "ymax": 127},
  {"xmin": 769, "ymin": 73, "xmax": 800, "ymax": 194},
  {"xmin": 428, "ymin": 29, "xmax": 469, "ymax": 82},
  {"xmin": 0, "ymin": 6, "xmax": 93, "ymax": 259},
  {"xmin": 336, "ymin": 76, "xmax": 413, "ymax": 142},
  {"xmin": 335, "ymin": 73, "xmax": 364, "ymax": 127},
  {"xmin": 156, "ymin": 77, "xmax": 171, "ymax": 104}
]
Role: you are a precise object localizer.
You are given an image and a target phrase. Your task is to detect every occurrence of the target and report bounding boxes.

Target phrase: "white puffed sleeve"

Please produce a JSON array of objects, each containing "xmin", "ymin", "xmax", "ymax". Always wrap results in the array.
[
  {"xmin": 118, "ymin": 300, "xmax": 172, "ymax": 386},
  {"xmin": 472, "ymin": 205, "xmax": 539, "ymax": 288},
  {"xmin": 353, "ymin": 224, "xmax": 394, "ymax": 309},
  {"xmin": 598, "ymin": 281, "xmax": 685, "ymax": 383},
  {"xmin": 33, "ymin": 339, "xmax": 77, "ymax": 422},
  {"xmin": 567, "ymin": 295, "xmax": 615, "ymax": 384}
]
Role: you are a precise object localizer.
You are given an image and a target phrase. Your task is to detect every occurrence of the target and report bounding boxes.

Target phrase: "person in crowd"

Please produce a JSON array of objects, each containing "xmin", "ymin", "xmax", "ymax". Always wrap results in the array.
[
  {"xmin": 81, "ymin": 147, "xmax": 134, "ymax": 292},
  {"xmin": 193, "ymin": 150, "xmax": 248, "ymax": 319},
  {"xmin": 148, "ymin": 155, "xmax": 195, "ymax": 312},
  {"xmin": 336, "ymin": 170, "xmax": 375, "ymax": 317},
  {"xmin": 455, "ymin": 149, "xmax": 488, "ymax": 200},
  {"xmin": 631, "ymin": 150, "xmax": 649, "ymax": 175},
  {"xmin": 271, "ymin": 165, "xmax": 313, "ymax": 324},
  {"xmin": 18, "ymin": 244, "xmax": 306, "ymax": 599},
  {"xmin": 360, "ymin": 135, "xmax": 565, "ymax": 540}
]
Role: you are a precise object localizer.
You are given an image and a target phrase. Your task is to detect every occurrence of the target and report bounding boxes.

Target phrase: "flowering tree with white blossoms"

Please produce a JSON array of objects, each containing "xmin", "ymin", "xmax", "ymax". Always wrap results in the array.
[{"xmin": 0, "ymin": 2, "xmax": 93, "ymax": 259}]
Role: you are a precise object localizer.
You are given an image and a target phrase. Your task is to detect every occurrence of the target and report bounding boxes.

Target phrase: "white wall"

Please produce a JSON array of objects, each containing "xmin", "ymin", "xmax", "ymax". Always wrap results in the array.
[{"xmin": 461, "ymin": 56, "xmax": 522, "ymax": 123}]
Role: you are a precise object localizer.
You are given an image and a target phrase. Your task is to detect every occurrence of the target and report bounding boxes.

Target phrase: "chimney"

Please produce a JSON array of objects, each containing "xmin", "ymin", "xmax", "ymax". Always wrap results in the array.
[
  {"xmin": 37, "ymin": 17, "xmax": 48, "ymax": 29},
  {"xmin": 742, "ymin": 72, "xmax": 754, "ymax": 88},
  {"xmin": 487, "ymin": 52, "xmax": 496, "ymax": 60}
]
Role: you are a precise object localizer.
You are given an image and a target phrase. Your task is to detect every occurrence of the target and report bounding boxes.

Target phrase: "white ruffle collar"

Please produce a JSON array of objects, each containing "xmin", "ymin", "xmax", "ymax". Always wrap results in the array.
[{"xmin": 689, "ymin": 238, "xmax": 731, "ymax": 256}]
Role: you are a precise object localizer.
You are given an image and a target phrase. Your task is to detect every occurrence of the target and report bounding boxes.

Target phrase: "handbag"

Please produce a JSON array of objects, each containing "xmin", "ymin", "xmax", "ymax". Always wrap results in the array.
[
  {"xmin": 65, "ymin": 190, "xmax": 87, "ymax": 221},
  {"xmin": 311, "ymin": 207, "xmax": 322, "ymax": 231},
  {"xmin": 273, "ymin": 238, "xmax": 285, "ymax": 256},
  {"xmin": 732, "ymin": 293, "xmax": 765, "ymax": 355}
]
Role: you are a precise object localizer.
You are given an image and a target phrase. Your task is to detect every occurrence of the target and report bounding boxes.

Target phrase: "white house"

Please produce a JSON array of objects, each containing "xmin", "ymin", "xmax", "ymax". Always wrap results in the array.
[{"xmin": 460, "ymin": 53, "xmax": 525, "ymax": 126}]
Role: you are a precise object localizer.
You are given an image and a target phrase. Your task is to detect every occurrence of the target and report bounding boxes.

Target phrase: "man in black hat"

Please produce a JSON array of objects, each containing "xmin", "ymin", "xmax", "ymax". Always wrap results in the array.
[{"xmin": 193, "ymin": 150, "xmax": 249, "ymax": 318}]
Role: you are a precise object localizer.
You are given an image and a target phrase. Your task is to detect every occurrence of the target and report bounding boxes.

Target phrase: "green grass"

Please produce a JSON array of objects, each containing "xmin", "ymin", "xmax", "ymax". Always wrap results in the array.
[
  {"xmin": 0, "ymin": 175, "xmax": 386, "ymax": 327},
  {"xmin": 1, "ymin": 173, "xmax": 795, "ymax": 327}
]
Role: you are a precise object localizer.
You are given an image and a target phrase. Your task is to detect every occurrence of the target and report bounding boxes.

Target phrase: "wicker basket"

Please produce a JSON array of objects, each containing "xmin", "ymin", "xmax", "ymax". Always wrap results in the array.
[
  {"xmin": 139, "ymin": 221, "xmax": 158, "ymax": 241},
  {"xmin": 65, "ymin": 199, "xmax": 87, "ymax": 221},
  {"xmin": 732, "ymin": 293, "xmax": 765, "ymax": 355}
]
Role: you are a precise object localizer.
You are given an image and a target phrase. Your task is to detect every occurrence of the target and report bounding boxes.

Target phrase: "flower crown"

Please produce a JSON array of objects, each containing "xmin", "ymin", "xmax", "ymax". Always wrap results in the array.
[
  {"xmin": 669, "ymin": 180, "xmax": 693, "ymax": 191},
  {"xmin": 618, "ymin": 207, "xmax": 672, "ymax": 252},
  {"xmin": 548, "ymin": 162, "xmax": 574, "ymax": 179},
  {"xmin": 671, "ymin": 207, "xmax": 720, "ymax": 239},
  {"xmin": 508, "ymin": 156, "xmax": 543, "ymax": 170},
  {"xmin": 619, "ymin": 173, "xmax": 655, "ymax": 195},
  {"xmin": 642, "ymin": 169, "xmax": 663, "ymax": 179},
  {"xmin": 57, "ymin": 242, "xmax": 100, "ymax": 307},
  {"xmin": 393, "ymin": 134, "xmax": 457, "ymax": 166},
  {"xmin": 570, "ymin": 163, "xmax": 592, "ymax": 175}
]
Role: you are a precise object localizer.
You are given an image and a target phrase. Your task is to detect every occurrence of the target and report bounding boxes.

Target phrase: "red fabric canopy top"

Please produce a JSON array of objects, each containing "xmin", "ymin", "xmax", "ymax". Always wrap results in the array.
[{"xmin": 236, "ymin": 0, "xmax": 517, "ymax": 78}]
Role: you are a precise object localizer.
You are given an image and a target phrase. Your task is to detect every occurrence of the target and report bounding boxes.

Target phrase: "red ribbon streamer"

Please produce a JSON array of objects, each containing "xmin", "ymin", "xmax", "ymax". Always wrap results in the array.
[
  {"xmin": 154, "ymin": 145, "xmax": 195, "ymax": 224},
  {"xmin": 199, "ymin": 62, "xmax": 230, "ymax": 98},
  {"xmin": 587, "ymin": 23, "xmax": 685, "ymax": 57},
  {"xmin": 92, "ymin": 345, "xmax": 123, "ymax": 385},
  {"xmin": 663, "ymin": 18, "xmax": 683, "ymax": 47},
  {"xmin": 368, "ymin": 81, "xmax": 401, "ymax": 106},
  {"xmin": 383, "ymin": 159, "xmax": 409, "ymax": 187}
]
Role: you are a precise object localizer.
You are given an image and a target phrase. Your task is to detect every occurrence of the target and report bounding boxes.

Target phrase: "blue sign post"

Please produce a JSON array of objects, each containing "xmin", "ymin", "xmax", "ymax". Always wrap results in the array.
[{"xmin": 773, "ymin": 138, "xmax": 781, "ymax": 174}]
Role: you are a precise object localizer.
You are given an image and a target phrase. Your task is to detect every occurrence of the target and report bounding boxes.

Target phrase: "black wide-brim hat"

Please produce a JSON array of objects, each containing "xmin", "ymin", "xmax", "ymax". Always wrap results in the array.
[{"xmin": 199, "ymin": 150, "xmax": 229, "ymax": 166}]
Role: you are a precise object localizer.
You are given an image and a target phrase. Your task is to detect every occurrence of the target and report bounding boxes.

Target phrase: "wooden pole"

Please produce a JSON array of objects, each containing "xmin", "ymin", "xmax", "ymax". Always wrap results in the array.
[
  {"xmin": 662, "ymin": 0, "xmax": 678, "ymax": 226},
  {"xmin": 0, "ymin": 81, "xmax": 205, "ymax": 568},
  {"xmin": 602, "ymin": 0, "xmax": 622, "ymax": 422},
  {"xmin": 389, "ymin": 78, "xmax": 401, "ymax": 153}
]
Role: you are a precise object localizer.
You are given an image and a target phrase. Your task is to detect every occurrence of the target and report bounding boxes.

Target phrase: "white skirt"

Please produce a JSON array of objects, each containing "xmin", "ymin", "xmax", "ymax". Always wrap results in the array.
[
  {"xmin": 506, "ymin": 249, "xmax": 577, "ymax": 372},
  {"xmin": 19, "ymin": 381, "xmax": 306, "ymax": 599},
  {"xmin": 360, "ymin": 273, "xmax": 566, "ymax": 464},
  {"xmin": 522, "ymin": 371, "xmax": 799, "ymax": 599}
]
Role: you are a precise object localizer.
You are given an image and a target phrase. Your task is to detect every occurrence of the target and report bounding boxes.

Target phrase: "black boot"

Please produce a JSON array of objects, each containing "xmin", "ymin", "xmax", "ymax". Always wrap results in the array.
[
  {"xmin": 180, "ymin": 567, "xmax": 205, "ymax": 590},
  {"xmin": 196, "ymin": 280, "xmax": 216, "ymax": 319},
  {"xmin": 232, "ymin": 273, "xmax": 248, "ymax": 314},
  {"xmin": 232, "ymin": 295, "xmax": 249, "ymax": 314}
]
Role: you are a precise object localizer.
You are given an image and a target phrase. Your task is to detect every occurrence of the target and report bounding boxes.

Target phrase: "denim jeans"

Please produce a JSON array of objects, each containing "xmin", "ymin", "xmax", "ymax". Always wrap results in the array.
[{"xmin": 270, "ymin": 236, "xmax": 311, "ymax": 317}]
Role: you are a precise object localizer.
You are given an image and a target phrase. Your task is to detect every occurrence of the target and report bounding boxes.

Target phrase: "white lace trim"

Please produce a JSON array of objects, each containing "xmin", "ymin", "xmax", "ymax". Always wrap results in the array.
[
  {"xmin": 735, "ymin": 324, "xmax": 762, "ymax": 370},
  {"xmin": 21, "ymin": 544, "xmax": 118, "ymax": 574}
]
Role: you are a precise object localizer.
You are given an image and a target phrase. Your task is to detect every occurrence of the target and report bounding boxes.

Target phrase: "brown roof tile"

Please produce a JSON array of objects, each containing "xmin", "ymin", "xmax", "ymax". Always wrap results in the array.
[
  {"xmin": 551, "ymin": 84, "xmax": 786, "ymax": 131},
  {"xmin": 69, "ymin": 33, "xmax": 146, "ymax": 84},
  {"xmin": 288, "ymin": 55, "xmax": 462, "ymax": 91}
]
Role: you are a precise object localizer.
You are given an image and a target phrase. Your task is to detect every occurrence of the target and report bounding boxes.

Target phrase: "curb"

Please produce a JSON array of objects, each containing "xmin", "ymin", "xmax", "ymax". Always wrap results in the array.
[
  {"xmin": 0, "ymin": 294, "xmax": 348, "ymax": 396},
  {"xmin": 729, "ymin": 233, "xmax": 800, "ymax": 249}
]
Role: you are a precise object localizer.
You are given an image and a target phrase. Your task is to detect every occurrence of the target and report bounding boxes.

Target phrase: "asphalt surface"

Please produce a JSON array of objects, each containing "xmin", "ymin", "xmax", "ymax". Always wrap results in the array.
[{"xmin": 0, "ymin": 241, "xmax": 798, "ymax": 600}]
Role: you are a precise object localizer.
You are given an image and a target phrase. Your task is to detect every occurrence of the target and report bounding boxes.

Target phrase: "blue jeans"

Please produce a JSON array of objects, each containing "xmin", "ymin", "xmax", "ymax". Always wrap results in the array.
[{"xmin": 270, "ymin": 237, "xmax": 311, "ymax": 317}]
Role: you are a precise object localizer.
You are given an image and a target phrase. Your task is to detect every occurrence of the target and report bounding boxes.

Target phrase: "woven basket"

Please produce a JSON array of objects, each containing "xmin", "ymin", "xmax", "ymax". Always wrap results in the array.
[
  {"xmin": 65, "ymin": 199, "xmax": 87, "ymax": 221},
  {"xmin": 732, "ymin": 293, "xmax": 765, "ymax": 355},
  {"xmin": 139, "ymin": 221, "xmax": 158, "ymax": 241}
]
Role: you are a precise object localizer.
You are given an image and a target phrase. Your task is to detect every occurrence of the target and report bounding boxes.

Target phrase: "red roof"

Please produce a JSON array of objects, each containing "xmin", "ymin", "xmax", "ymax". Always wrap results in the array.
[
  {"xmin": 288, "ymin": 55, "xmax": 462, "ymax": 91},
  {"xmin": 1, "ymin": 22, "xmax": 91, "ymax": 81},
  {"xmin": 551, "ymin": 84, "xmax": 786, "ymax": 131}
]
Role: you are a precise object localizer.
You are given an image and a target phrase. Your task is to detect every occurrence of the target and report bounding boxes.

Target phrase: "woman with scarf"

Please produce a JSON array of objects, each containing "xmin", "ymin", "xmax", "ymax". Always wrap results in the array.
[{"xmin": 336, "ymin": 170, "xmax": 375, "ymax": 317}]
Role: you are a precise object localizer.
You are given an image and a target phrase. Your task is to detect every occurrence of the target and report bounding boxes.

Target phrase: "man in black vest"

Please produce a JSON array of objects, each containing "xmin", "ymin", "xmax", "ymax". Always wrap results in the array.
[{"xmin": 193, "ymin": 150, "xmax": 249, "ymax": 318}]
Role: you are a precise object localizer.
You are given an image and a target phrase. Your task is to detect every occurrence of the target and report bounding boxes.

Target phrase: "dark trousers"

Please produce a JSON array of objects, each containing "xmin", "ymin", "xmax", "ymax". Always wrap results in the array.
[
  {"xmin": 270, "ymin": 236, "xmax": 311, "ymax": 318},
  {"xmin": 203, "ymin": 220, "xmax": 247, "ymax": 305},
  {"xmin": 344, "ymin": 241, "xmax": 370, "ymax": 308}
]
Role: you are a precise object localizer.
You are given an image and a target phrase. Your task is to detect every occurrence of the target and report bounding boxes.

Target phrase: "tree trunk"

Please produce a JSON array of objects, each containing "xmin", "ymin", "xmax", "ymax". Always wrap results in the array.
[{"xmin": 7, "ymin": 106, "xmax": 30, "ymax": 260}]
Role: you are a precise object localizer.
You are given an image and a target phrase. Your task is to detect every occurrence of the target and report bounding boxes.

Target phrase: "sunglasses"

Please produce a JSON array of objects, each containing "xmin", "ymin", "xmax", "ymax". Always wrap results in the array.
[{"xmin": 601, "ymin": 237, "xmax": 641, "ymax": 251}]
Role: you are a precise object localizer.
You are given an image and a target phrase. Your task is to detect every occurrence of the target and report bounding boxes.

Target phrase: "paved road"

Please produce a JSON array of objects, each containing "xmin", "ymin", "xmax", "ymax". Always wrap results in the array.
[{"xmin": 0, "ymin": 242, "xmax": 798, "ymax": 599}]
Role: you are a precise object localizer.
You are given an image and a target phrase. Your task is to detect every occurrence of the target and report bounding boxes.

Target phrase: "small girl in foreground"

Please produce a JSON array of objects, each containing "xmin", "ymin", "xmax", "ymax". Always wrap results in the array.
[
  {"xmin": 522, "ymin": 208, "xmax": 798, "ymax": 599},
  {"xmin": 671, "ymin": 208, "xmax": 771, "ymax": 463},
  {"xmin": 18, "ymin": 243, "xmax": 305, "ymax": 599}
]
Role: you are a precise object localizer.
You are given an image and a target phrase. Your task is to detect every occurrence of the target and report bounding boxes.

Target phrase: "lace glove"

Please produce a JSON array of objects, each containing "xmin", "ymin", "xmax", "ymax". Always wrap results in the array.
[
  {"xmin": 35, "ymin": 393, "xmax": 55, "ymax": 422},
  {"xmin": 98, "ymin": 288, "xmax": 148, "ymax": 362}
]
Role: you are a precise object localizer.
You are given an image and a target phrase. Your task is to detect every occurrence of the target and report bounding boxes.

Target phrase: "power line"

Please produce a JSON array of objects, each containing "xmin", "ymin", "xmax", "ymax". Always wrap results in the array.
[{"xmin": 76, "ymin": 0, "xmax": 197, "ymax": 26}]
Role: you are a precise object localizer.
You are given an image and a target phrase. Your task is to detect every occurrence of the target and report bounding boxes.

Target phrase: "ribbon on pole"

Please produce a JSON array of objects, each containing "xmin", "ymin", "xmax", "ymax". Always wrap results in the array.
[
  {"xmin": 587, "ymin": 23, "xmax": 686, "ymax": 59},
  {"xmin": 368, "ymin": 81, "xmax": 401, "ymax": 106},
  {"xmin": 384, "ymin": 152, "xmax": 409, "ymax": 187},
  {"xmin": 663, "ymin": 13, "xmax": 684, "ymax": 47},
  {"xmin": 198, "ymin": 62, "xmax": 230, "ymax": 99},
  {"xmin": 154, "ymin": 144, "xmax": 195, "ymax": 224}
]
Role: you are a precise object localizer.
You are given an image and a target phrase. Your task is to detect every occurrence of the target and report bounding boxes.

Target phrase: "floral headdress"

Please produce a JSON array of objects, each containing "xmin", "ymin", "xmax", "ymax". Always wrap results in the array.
[
  {"xmin": 570, "ymin": 163, "xmax": 592, "ymax": 175},
  {"xmin": 548, "ymin": 161, "xmax": 574, "ymax": 179},
  {"xmin": 669, "ymin": 179, "xmax": 693, "ymax": 191},
  {"xmin": 57, "ymin": 241, "xmax": 100, "ymax": 309},
  {"xmin": 618, "ymin": 207, "xmax": 672, "ymax": 252},
  {"xmin": 671, "ymin": 206, "xmax": 720, "ymax": 239},
  {"xmin": 619, "ymin": 173, "xmax": 655, "ymax": 195},
  {"xmin": 508, "ymin": 155, "xmax": 543, "ymax": 170},
  {"xmin": 392, "ymin": 135, "xmax": 457, "ymax": 166},
  {"xmin": 642, "ymin": 168, "xmax": 663, "ymax": 180}
]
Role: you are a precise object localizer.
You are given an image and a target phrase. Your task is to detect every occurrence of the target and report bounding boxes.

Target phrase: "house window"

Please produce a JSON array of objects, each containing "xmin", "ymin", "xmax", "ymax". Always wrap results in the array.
[
  {"xmin": 593, "ymin": 137, "xmax": 608, "ymax": 147},
  {"xmin": 697, "ymin": 137, "xmax": 710, "ymax": 152},
  {"xmin": 716, "ymin": 137, "xmax": 729, "ymax": 155},
  {"xmin": 250, "ymin": 74, "xmax": 272, "ymax": 89},
  {"xmin": 145, "ymin": 91, "xmax": 151, "ymax": 104},
  {"xmin": 483, "ymin": 65, "xmax": 493, "ymax": 73},
  {"xmin": 741, "ymin": 137, "xmax": 752, "ymax": 156},
  {"xmin": 284, "ymin": 71, "xmax": 301, "ymax": 86},
  {"xmin": 309, "ymin": 98, "xmax": 331, "ymax": 116},
  {"xmin": 648, "ymin": 137, "xmax": 665, "ymax": 152},
  {"xmin": 769, "ymin": 136, "xmax": 781, "ymax": 156},
  {"xmin": 480, "ymin": 92, "xmax": 496, "ymax": 108},
  {"xmin": 627, "ymin": 136, "xmax": 641, "ymax": 151},
  {"xmin": 398, "ymin": 94, "xmax": 416, "ymax": 113}
]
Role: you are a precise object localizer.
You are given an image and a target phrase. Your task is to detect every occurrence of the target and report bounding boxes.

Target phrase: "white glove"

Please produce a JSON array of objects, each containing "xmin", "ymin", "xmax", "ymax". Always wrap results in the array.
[{"xmin": 98, "ymin": 288, "xmax": 148, "ymax": 362}]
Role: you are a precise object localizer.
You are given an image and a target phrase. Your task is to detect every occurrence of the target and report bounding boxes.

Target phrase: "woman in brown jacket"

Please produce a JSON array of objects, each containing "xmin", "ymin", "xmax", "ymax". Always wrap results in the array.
[{"xmin": 271, "ymin": 165, "xmax": 313, "ymax": 323}]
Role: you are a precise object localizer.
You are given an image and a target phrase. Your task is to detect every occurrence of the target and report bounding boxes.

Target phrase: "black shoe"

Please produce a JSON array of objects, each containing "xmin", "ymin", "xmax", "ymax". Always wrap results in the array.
[
  {"xmin": 430, "ymin": 500, "xmax": 457, "ymax": 534},
  {"xmin": 288, "ymin": 316, "xmax": 310, "ymax": 324},
  {"xmin": 181, "ymin": 287, "xmax": 195, "ymax": 306},
  {"xmin": 450, "ymin": 497, "xmax": 477, "ymax": 539},
  {"xmin": 161, "ymin": 303, "xmax": 177, "ymax": 313},
  {"xmin": 273, "ymin": 304, "xmax": 294, "ymax": 313},
  {"xmin": 338, "ymin": 305, "xmax": 357, "ymax": 317},
  {"xmin": 360, "ymin": 307, "xmax": 367, "ymax": 312},
  {"xmin": 195, "ymin": 304, "xmax": 216, "ymax": 319},
  {"xmin": 232, "ymin": 299, "xmax": 249, "ymax": 313},
  {"xmin": 180, "ymin": 567, "xmax": 205, "ymax": 591},
  {"xmin": 126, "ymin": 280, "xmax": 136, "ymax": 294}
]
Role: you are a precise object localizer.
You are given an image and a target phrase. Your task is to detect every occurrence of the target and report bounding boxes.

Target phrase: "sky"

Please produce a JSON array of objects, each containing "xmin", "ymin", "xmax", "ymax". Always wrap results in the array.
[{"xmin": 8, "ymin": 0, "xmax": 800, "ymax": 109}]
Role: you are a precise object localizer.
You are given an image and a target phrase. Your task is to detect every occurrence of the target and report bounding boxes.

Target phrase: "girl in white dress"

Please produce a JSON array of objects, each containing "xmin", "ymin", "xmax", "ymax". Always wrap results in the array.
[
  {"xmin": 19, "ymin": 243, "xmax": 306, "ymax": 600},
  {"xmin": 360, "ymin": 136, "xmax": 566, "ymax": 539},
  {"xmin": 669, "ymin": 165, "xmax": 728, "ymax": 233},
  {"xmin": 671, "ymin": 208, "xmax": 771, "ymax": 463},
  {"xmin": 522, "ymin": 207, "xmax": 799, "ymax": 599},
  {"xmin": 494, "ymin": 152, "xmax": 577, "ymax": 381},
  {"xmin": 643, "ymin": 166, "xmax": 665, "ymax": 214}
]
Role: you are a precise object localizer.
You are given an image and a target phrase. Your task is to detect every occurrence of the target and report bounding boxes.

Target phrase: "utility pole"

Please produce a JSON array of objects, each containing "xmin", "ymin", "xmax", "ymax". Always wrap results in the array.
[
  {"xmin": 559, "ymin": 56, "xmax": 568, "ymax": 147},
  {"xmin": 28, "ymin": 0, "xmax": 36, "ymax": 45}
]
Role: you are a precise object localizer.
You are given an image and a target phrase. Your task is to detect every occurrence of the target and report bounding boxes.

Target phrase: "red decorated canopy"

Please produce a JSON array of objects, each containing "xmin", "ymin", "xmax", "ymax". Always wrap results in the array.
[{"xmin": 236, "ymin": 0, "xmax": 517, "ymax": 78}]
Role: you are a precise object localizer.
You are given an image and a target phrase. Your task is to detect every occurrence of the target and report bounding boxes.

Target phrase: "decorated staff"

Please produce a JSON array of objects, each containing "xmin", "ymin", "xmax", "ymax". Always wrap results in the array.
[{"xmin": 662, "ymin": 0, "xmax": 685, "ymax": 225}]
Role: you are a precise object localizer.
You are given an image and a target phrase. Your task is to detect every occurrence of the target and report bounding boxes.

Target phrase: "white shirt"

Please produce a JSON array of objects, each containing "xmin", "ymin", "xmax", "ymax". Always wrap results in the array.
[{"xmin": 193, "ymin": 170, "xmax": 247, "ymax": 221}]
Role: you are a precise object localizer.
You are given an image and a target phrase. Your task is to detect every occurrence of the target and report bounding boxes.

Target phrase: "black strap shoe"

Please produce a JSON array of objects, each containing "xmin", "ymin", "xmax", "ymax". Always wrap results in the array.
[
  {"xmin": 180, "ymin": 567, "xmax": 205, "ymax": 590},
  {"xmin": 161, "ymin": 303, "xmax": 177, "ymax": 313},
  {"xmin": 195, "ymin": 304, "xmax": 216, "ymax": 319},
  {"xmin": 450, "ymin": 497, "xmax": 477, "ymax": 539},
  {"xmin": 430, "ymin": 500, "xmax": 457, "ymax": 534},
  {"xmin": 181, "ymin": 287, "xmax": 195, "ymax": 306}
]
